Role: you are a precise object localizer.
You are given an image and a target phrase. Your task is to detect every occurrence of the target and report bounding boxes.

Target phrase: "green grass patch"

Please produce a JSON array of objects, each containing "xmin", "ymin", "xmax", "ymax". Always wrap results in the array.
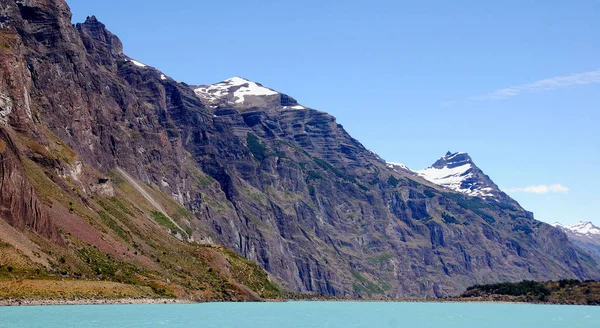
[
  {"xmin": 350, "ymin": 269, "xmax": 383, "ymax": 296},
  {"xmin": 77, "ymin": 247, "xmax": 137, "ymax": 283},
  {"xmin": 107, "ymin": 171, "xmax": 125, "ymax": 186},
  {"xmin": 219, "ymin": 248, "xmax": 281, "ymax": 299},
  {"xmin": 110, "ymin": 197, "xmax": 134, "ymax": 216},
  {"xmin": 247, "ymin": 133, "xmax": 269, "ymax": 161},
  {"xmin": 198, "ymin": 175, "xmax": 214, "ymax": 186},
  {"xmin": 444, "ymin": 192, "xmax": 496, "ymax": 224},
  {"xmin": 423, "ymin": 188, "xmax": 436, "ymax": 198},
  {"xmin": 98, "ymin": 211, "xmax": 131, "ymax": 243},
  {"xmin": 150, "ymin": 211, "xmax": 184, "ymax": 235},
  {"xmin": 367, "ymin": 253, "xmax": 394, "ymax": 265},
  {"xmin": 442, "ymin": 212, "xmax": 459, "ymax": 224},
  {"xmin": 306, "ymin": 170, "xmax": 322, "ymax": 182}
]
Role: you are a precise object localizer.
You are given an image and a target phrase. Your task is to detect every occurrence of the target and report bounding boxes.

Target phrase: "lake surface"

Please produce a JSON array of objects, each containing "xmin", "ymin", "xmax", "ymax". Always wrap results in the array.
[{"xmin": 1, "ymin": 301, "xmax": 599, "ymax": 327}]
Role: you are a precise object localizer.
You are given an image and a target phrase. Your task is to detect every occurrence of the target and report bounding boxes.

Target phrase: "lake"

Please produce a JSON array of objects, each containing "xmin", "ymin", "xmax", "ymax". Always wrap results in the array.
[{"xmin": 1, "ymin": 301, "xmax": 599, "ymax": 327}]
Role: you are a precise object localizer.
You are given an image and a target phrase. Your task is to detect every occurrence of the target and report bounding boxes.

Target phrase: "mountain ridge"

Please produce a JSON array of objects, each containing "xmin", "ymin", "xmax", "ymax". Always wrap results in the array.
[
  {"xmin": 553, "ymin": 222, "xmax": 600, "ymax": 236},
  {"xmin": 553, "ymin": 222, "xmax": 600, "ymax": 259},
  {"xmin": 0, "ymin": 0, "xmax": 598, "ymax": 300}
]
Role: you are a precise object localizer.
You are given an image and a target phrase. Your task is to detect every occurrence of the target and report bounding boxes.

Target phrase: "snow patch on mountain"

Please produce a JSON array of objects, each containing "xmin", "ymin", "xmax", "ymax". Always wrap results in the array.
[
  {"xmin": 418, "ymin": 164, "xmax": 472, "ymax": 186},
  {"xmin": 552, "ymin": 222, "xmax": 600, "ymax": 237},
  {"xmin": 386, "ymin": 162, "xmax": 412, "ymax": 172},
  {"xmin": 194, "ymin": 77, "xmax": 278, "ymax": 104},
  {"xmin": 126, "ymin": 58, "xmax": 147, "ymax": 68}
]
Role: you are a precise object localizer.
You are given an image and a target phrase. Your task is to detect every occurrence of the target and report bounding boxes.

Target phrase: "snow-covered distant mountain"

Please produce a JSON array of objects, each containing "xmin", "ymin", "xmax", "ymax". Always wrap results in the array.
[
  {"xmin": 386, "ymin": 162, "xmax": 412, "ymax": 173},
  {"xmin": 194, "ymin": 77, "xmax": 306, "ymax": 109},
  {"xmin": 385, "ymin": 152, "xmax": 515, "ymax": 204},
  {"xmin": 552, "ymin": 222, "xmax": 600, "ymax": 258},
  {"xmin": 195, "ymin": 77, "xmax": 276, "ymax": 104},
  {"xmin": 552, "ymin": 222, "xmax": 600, "ymax": 237},
  {"xmin": 415, "ymin": 151, "xmax": 508, "ymax": 200}
]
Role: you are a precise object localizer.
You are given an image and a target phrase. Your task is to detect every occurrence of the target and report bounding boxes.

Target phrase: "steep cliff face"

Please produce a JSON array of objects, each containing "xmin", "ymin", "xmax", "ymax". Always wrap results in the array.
[
  {"xmin": 191, "ymin": 79, "xmax": 598, "ymax": 296},
  {"xmin": 0, "ymin": 0, "xmax": 280, "ymax": 301},
  {"xmin": 0, "ymin": 129, "xmax": 58, "ymax": 241},
  {"xmin": 0, "ymin": 0, "xmax": 597, "ymax": 299}
]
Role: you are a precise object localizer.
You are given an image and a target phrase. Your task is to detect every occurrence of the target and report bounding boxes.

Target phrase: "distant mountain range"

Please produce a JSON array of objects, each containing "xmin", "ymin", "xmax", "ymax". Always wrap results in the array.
[{"xmin": 552, "ymin": 222, "xmax": 600, "ymax": 258}]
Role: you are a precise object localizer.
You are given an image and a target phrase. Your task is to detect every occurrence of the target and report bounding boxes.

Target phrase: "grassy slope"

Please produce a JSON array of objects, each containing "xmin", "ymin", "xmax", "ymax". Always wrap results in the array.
[{"xmin": 0, "ymin": 135, "xmax": 280, "ymax": 301}]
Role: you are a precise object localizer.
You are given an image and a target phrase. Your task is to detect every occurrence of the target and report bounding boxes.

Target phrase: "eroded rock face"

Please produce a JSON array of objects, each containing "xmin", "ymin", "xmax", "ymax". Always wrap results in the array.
[
  {"xmin": 0, "ymin": 0, "xmax": 597, "ymax": 298},
  {"xmin": 0, "ymin": 94, "xmax": 11, "ymax": 125},
  {"xmin": 0, "ymin": 129, "xmax": 59, "ymax": 241}
]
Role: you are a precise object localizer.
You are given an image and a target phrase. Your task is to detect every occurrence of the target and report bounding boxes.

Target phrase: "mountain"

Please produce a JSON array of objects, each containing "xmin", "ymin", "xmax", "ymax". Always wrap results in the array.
[
  {"xmin": 0, "ymin": 0, "xmax": 598, "ymax": 300},
  {"xmin": 416, "ymin": 152, "xmax": 514, "ymax": 203},
  {"xmin": 553, "ymin": 222, "xmax": 600, "ymax": 258}
]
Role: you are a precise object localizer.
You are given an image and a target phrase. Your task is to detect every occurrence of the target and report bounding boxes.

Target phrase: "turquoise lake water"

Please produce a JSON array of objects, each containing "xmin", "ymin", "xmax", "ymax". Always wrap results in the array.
[{"xmin": 1, "ymin": 302, "xmax": 599, "ymax": 327}]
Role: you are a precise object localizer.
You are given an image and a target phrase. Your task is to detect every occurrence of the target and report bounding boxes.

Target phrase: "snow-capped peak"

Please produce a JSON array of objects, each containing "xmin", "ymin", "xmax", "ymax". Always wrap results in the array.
[
  {"xmin": 443, "ymin": 151, "xmax": 467, "ymax": 161},
  {"xmin": 194, "ymin": 77, "xmax": 278, "ymax": 105},
  {"xmin": 386, "ymin": 162, "xmax": 412, "ymax": 172},
  {"xmin": 416, "ymin": 151, "xmax": 497, "ymax": 198},
  {"xmin": 552, "ymin": 221, "xmax": 600, "ymax": 236}
]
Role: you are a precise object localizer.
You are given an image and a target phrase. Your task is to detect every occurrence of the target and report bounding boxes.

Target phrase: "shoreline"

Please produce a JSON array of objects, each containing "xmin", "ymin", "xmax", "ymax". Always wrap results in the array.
[
  {"xmin": 0, "ymin": 297, "xmax": 581, "ymax": 307},
  {"xmin": 0, "ymin": 298, "xmax": 191, "ymax": 307}
]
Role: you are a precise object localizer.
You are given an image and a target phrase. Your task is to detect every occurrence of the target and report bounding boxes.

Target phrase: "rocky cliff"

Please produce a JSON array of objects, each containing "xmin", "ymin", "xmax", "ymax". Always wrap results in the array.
[{"xmin": 0, "ymin": 0, "xmax": 597, "ymax": 299}]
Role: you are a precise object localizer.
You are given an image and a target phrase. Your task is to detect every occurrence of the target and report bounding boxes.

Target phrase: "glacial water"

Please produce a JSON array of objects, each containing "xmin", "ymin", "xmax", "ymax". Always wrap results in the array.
[{"xmin": 1, "ymin": 301, "xmax": 599, "ymax": 327}]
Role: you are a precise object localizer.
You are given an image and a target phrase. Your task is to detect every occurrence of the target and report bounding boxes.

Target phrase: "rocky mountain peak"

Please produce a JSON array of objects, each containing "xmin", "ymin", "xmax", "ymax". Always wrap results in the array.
[
  {"xmin": 553, "ymin": 222, "xmax": 600, "ymax": 236},
  {"xmin": 76, "ymin": 15, "xmax": 123, "ymax": 58},
  {"xmin": 432, "ymin": 152, "xmax": 473, "ymax": 169},
  {"xmin": 84, "ymin": 15, "xmax": 100, "ymax": 24},
  {"xmin": 418, "ymin": 151, "xmax": 503, "ymax": 199},
  {"xmin": 194, "ymin": 77, "xmax": 302, "ymax": 109}
]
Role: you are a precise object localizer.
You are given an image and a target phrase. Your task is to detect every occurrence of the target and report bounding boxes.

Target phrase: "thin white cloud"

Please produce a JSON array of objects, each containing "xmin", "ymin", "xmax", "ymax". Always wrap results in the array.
[
  {"xmin": 506, "ymin": 184, "xmax": 570, "ymax": 195},
  {"xmin": 441, "ymin": 70, "xmax": 600, "ymax": 105}
]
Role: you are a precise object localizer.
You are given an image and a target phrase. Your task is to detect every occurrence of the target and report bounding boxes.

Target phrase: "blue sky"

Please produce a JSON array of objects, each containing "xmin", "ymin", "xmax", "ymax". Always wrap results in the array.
[{"xmin": 67, "ymin": 0, "xmax": 599, "ymax": 226}]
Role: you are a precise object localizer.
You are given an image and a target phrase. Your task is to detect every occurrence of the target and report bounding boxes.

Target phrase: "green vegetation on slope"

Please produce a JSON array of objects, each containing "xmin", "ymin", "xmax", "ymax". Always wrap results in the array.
[
  {"xmin": 150, "ymin": 211, "xmax": 184, "ymax": 236},
  {"xmin": 247, "ymin": 133, "xmax": 269, "ymax": 161},
  {"xmin": 2, "ymin": 142, "xmax": 282, "ymax": 302}
]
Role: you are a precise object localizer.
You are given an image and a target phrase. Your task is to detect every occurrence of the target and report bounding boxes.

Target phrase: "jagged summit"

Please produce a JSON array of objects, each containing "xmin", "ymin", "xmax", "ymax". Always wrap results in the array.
[
  {"xmin": 85, "ymin": 15, "xmax": 99, "ymax": 23},
  {"xmin": 417, "ymin": 151, "xmax": 504, "ymax": 199},
  {"xmin": 76, "ymin": 15, "xmax": 123, "ymax": 57},
  {"xmin": 432, "ymin": 152, "xmax": 472, "ymax": 169}
]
